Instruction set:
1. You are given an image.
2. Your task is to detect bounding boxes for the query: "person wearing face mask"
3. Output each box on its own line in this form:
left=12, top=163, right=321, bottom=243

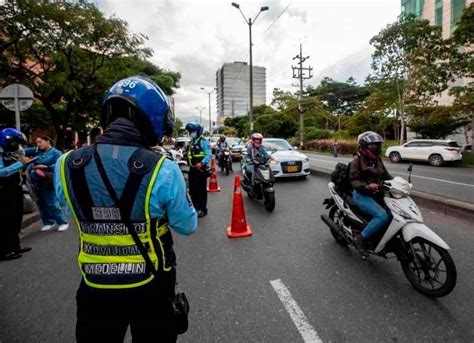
left=185, top=122, right=211, bottom=218
left=25, top=136, right=69, bottom=232
left=0, top=128, right=32, bottom=260
left=349, top=131, right=393, bottom=257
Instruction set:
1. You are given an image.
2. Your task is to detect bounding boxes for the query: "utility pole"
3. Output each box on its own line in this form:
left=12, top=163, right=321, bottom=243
left=292, top=44, right=312, bottom=149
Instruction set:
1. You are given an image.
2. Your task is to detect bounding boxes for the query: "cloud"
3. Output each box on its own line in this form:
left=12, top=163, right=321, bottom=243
left=98, top=0, right=400, bottom=122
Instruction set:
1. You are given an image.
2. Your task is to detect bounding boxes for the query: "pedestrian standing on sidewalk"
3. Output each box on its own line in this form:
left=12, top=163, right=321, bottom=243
left=332, top=140, right=339, bottom=158
left=25, top=136, right=69, bottom=232
left=0, top=128, right=32, bottom=261
left=55, top=76, right=197, bottom=342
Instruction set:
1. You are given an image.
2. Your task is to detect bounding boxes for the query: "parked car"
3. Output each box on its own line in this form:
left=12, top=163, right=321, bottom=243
left=242, top=138, right=311, bottom=178
left=208, top=135, right=221, bottom=153
left=386, top=139, right=462, bottom=167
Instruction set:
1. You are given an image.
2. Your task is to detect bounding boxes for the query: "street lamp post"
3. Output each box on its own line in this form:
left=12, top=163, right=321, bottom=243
left=200, top=87, right=215, bottom=135
left=195, top=106, right=206, bottom=125
left=231, top=2, right=269, bottom=133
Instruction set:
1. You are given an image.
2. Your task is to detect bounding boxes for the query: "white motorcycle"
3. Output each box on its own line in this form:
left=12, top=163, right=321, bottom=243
left=321, top=165, right=457, bottom=297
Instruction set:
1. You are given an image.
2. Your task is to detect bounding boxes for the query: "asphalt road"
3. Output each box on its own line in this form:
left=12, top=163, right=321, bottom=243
left=304, top=152, right=474, bottom=204
left=1, top=165, right=473, bottom=342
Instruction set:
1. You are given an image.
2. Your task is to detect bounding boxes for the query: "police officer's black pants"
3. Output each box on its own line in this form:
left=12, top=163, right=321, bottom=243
left=188, top=167, right=207, bottom=212
left=76, top=270, right=178, bottom=343
left=0, top=186, right=23, bottom=256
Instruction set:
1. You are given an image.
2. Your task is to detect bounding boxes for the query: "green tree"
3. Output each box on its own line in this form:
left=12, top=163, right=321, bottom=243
left=370, top=14, right=454, bottom=143
left=0, top=0, right=180, bottom=147
left=407, top=106, right=470, bottom=139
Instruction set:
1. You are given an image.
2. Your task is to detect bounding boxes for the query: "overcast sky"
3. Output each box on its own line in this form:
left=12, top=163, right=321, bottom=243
left=98, top=0, right=400, bottom=122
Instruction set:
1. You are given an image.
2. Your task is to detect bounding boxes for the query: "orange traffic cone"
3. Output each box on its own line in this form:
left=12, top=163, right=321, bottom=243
left=207, top=158, right=221, bottom=192
left=227, top=176, right=252, bottom=238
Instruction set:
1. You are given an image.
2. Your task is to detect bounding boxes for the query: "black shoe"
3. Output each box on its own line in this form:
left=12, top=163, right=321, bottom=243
left=353, top=234, right=369, bottom=258
left=197, top=210, right=208, bottom=218
left=18, top=246, right=32, bottom=253
left=0, top=252, right=22, bottom=261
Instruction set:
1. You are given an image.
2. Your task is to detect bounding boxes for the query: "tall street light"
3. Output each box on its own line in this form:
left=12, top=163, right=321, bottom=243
left=195, top=106, right=206, bottom=125
left=231, top=2, right=269, bottom=133
left=200, top=87, right=216, bottom=135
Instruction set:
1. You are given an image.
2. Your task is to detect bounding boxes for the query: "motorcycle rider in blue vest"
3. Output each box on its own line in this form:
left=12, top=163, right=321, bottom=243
left=0, top=128, right=33, bottom=260
left=185, top=122, right=211, bottom=218
left=54, top=76, right=197, bottom=342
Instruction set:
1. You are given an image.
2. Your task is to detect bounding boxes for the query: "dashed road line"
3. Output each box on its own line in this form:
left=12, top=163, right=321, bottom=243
left=270, top=279, right=322, bottom=343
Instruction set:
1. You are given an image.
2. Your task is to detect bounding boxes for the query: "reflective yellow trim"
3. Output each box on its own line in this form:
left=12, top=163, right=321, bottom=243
left=83, top=275, right=155, bottom=289
left=144, top=155, right=166, bottom=270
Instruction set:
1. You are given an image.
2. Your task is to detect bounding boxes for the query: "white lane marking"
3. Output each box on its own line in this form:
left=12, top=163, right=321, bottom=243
left=270, top=279, right=322, bottom=343
left=307, top=157, right=474, bottom=188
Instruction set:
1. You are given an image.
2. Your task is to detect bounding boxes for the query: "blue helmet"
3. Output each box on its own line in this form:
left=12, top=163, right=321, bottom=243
left=185, top=122, right=203, bottom=137
left=101, top=76, right=174, bottom=146
left=0, top=128, right=27, bottom=152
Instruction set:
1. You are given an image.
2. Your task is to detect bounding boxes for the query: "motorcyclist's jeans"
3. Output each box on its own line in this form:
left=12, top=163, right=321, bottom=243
left=352, top=190, right=390, bottom=239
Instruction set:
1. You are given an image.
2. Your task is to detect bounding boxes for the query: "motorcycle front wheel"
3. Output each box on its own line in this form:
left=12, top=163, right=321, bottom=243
left=263, top=191, right=275, bottom=212
left=400, top=237, right=457, bottom=297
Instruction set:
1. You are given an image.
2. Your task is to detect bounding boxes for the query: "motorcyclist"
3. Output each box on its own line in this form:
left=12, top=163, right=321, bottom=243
left=0, top=128, right=32, bottom=260
left=350, top=131, right=393, bottom=257
left=216, top=135, right=231, bottom=171
left=244, top=133, right=271, bottom=185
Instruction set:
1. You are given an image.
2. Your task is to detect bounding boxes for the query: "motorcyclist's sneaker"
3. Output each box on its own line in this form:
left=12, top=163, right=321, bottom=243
left=354, top=234, right=369, bottom=258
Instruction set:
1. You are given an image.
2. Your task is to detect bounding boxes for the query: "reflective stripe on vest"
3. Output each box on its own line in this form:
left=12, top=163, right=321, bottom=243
left=187, top=137, right=206, bottom=165
left=60, top=150, right=172, bottom=289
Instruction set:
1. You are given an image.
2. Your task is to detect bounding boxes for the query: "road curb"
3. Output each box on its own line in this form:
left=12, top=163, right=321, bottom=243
left=309, top=166, right=474, bottom=221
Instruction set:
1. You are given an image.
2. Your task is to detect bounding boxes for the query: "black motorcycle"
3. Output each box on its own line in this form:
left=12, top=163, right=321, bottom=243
left=218, top=148, right=233, bottom=175
left=241, top=157, right=275, bottom=212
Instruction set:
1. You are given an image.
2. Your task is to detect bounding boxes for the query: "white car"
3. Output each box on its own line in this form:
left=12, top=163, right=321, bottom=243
left=261, top=138, right=311, bottom=178
left=386, top=139, right=462, bottom=167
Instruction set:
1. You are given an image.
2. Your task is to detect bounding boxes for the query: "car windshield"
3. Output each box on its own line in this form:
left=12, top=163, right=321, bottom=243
left=263, top=139, right=293, bottom=151
left=227, top=138, right=242, bottom=146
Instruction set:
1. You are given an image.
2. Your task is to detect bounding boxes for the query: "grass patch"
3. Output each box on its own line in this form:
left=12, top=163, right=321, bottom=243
left=462, top=152, right=474, bottom=165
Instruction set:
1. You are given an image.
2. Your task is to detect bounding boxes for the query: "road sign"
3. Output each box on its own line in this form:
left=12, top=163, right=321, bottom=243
left=0, top=84, right=34, bottom=130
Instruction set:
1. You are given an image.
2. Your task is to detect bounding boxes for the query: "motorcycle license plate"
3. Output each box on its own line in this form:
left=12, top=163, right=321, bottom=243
left=287, top=165, right=298, bottom=173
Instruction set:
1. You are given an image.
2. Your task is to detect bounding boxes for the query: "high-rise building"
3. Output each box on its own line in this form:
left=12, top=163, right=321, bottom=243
left=216, top=62, right=266, bottom=124
left=401, top=0, right=472, bottom=144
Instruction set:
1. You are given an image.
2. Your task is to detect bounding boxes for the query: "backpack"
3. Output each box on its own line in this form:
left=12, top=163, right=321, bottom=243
left=331, top=162, right=352, bottom=193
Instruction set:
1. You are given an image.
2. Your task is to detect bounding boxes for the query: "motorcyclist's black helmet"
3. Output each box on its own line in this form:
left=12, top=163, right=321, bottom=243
left=357, top=131, right=383, bottom=158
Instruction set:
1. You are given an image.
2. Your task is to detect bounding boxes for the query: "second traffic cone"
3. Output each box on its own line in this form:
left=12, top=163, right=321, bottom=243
left=207, top=158, right=221, bottom=192
left=227, top=176, right=252, bottom=238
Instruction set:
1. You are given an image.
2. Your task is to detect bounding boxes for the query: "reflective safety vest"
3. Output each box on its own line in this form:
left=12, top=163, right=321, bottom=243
left=60, top=144, right=175, bottom=289
left=187, top=136, right=206, bottom=167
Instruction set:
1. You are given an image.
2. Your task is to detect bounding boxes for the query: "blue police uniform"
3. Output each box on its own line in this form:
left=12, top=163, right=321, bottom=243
left=0, top=147, right=25, bottom=258
left=53, top=76, right=197, bottom=342
left=187, top=134, right=212, bottom=216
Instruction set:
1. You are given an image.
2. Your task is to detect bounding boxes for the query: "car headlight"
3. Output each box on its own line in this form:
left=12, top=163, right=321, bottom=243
left=303, top=157, right=309, bottom=163
left=270, top=159, right=279, bottom=165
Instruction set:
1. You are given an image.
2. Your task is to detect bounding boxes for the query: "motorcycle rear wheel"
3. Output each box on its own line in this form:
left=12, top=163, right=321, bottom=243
left=328, top=206, right=349, bottom=247
left=400, top=237, right=457, bottom=297
left=263, top=192, right=275, bottom=212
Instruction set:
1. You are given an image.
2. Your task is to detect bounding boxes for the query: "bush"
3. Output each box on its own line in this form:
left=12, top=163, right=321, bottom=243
left=330, top=130, right=351, bottom=140
left=305, top=128, right=331, bottom=140
left=305, top=139, right=357, bottom=155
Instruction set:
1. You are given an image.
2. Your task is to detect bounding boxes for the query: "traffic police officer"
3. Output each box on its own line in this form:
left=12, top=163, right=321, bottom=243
left=54, top=76, right=197, bottom=342
left=0, top=128, right=32, bottom=260
left=185, top=122, right=211, bottom=218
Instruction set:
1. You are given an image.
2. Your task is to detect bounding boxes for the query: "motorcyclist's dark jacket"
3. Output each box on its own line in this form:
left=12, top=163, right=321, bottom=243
left=0, top=151, right=22, bottom=191
left=350, top=153, right=392, bottom=194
